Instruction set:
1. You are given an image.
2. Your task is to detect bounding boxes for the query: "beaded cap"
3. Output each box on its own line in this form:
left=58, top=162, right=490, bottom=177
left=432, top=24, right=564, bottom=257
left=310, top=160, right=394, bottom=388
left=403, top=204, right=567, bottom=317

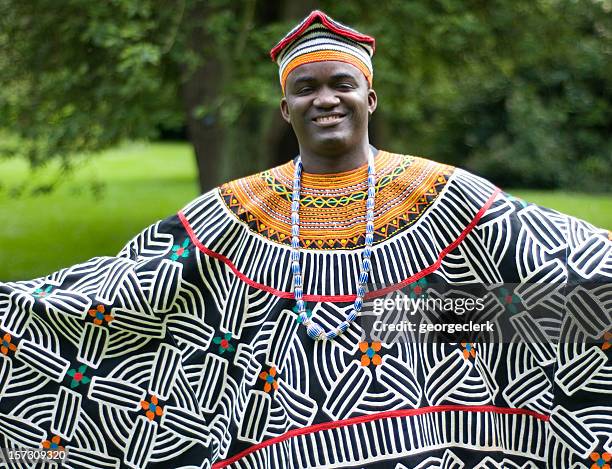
left=270, top=10, right=375, bottom=93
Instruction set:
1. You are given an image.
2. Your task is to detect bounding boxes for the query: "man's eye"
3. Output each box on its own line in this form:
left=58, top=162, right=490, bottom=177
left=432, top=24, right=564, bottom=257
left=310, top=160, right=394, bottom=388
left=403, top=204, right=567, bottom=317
left=337, top=83, right=354, bottom=90
left=297, top=87, right=313, bottom=94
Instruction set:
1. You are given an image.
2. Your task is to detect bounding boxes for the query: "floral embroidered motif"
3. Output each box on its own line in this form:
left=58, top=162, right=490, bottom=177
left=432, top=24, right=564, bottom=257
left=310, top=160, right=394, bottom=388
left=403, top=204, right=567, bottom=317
left=408, top=278, right=428, bottom=298
left=461, top=342, right=476, bottom=360
left=33, top=285, right=53, bottom=298
left=359, top=341, right=382, bottom=366
left=498, top=287, right=521, bottom=314
left=292, top=304, right=312, bottom=323
left=170, top=238, right=190, bottom=261
left=141, top=395, right=164, bottom=421
left=507, top=194, right=529, bottom=208
left=259, top=367, right=278, bottom=393
left=602, top=332, right=612, bottom=351
left=1, top=333, right=17, bottom=356
left=590, top=452, right=611, bottom=469
left=88, top=304, right=113, bottom=326
left=212, top=332, right=235, bottom=354
left=42, top=435, right=64, bottom=452
left=67, top=364, right=91, bottom=388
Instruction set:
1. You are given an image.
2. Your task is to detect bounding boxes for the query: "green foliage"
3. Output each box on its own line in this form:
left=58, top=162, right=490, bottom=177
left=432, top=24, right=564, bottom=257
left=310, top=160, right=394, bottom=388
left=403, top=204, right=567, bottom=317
left=458, top=2, right=606, bottom=188
left=1, top=0, right=610, bottom=190
left=0, top=0, right=183, bottom=166
left=327, top=0, right=612, bottom=190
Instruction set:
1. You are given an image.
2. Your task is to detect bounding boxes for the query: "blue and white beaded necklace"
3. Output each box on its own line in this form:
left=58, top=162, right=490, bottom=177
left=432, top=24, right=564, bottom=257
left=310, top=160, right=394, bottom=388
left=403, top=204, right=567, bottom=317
left=291, top=151, right=376, bottom=340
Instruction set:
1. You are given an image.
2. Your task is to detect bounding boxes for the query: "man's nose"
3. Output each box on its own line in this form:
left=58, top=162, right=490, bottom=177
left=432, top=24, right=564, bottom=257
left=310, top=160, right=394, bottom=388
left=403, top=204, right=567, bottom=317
left=313, top=87, right=340, bottom=108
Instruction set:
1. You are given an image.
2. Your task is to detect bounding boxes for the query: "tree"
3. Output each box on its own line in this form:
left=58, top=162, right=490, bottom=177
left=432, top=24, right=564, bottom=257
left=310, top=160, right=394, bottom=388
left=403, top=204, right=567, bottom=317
left=1, top=0, right=610, bottom=192
left=0, top=0, right=317, bottom=192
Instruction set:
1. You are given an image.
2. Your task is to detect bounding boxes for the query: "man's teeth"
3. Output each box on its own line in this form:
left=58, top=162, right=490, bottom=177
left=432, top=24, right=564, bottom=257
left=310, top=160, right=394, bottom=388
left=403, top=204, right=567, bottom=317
left=316, top=115, right=342, bottom=123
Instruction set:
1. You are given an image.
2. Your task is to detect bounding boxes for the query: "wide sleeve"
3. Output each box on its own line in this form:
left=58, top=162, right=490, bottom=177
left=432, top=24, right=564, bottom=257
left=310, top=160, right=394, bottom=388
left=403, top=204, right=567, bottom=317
left=548, top=216, right=612, bottom=467
left=0, top=214, right=214, bottom=468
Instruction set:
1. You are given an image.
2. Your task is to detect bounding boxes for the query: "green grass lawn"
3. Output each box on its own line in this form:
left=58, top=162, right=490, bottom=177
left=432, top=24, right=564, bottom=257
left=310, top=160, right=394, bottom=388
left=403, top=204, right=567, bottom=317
left=508, top=190, right=612, bottom=229
left=1, top=142, right=610, bottom=280
left=0, top=142, right=199, bottom=280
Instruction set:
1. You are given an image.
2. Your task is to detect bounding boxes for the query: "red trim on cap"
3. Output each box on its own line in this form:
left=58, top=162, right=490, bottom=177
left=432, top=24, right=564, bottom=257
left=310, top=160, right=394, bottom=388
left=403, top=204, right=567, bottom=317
left=270, top=10, right=375, bottom=61
left=211, top=404, right=549, bottom=468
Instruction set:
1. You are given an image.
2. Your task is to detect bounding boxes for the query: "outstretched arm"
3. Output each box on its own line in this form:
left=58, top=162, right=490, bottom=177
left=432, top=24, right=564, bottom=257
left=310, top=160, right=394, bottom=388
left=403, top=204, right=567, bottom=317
left=0, top=214, right=214, bottom=468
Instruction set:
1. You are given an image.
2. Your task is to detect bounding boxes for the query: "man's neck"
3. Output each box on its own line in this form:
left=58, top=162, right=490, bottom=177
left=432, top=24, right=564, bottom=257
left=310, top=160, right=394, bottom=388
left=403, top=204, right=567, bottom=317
left=299, top=141, right=372, bottom=174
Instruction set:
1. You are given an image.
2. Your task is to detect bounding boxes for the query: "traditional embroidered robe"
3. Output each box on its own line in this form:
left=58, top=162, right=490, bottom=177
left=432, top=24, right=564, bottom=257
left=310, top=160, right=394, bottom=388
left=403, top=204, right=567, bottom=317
left=0, top=151, right=610, bottom=468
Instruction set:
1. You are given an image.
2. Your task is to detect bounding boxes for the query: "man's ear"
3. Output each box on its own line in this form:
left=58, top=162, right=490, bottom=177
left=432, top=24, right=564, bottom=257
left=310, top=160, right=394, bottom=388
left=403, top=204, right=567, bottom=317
left=368, top=88, right=378, bottom=116
left=280, top=98, right=291, bottom=124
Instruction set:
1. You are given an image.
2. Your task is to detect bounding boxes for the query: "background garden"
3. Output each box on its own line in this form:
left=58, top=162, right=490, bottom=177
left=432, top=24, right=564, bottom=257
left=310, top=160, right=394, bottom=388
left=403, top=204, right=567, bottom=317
left=1, top=0, right=610, bottom=280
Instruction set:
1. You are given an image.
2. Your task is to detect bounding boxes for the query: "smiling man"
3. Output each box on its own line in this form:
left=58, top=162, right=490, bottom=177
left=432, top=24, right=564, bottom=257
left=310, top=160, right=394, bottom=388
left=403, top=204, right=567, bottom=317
left=0, top=10, right=611, bottom=469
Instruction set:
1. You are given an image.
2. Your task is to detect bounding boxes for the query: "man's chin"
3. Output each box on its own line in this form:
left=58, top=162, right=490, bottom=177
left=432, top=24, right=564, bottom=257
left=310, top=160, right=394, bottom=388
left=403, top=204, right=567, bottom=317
left=310, top=134, right=351, bottom=154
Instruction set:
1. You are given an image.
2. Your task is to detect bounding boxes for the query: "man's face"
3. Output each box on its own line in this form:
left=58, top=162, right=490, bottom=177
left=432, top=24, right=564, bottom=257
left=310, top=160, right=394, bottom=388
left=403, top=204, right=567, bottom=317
left=280, top=61, right=377, bottom=156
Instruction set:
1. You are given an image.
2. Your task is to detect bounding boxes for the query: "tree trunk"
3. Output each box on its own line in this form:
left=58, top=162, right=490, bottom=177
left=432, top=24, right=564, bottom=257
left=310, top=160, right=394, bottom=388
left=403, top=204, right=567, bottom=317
left=262, top=0, right=320, bottom=168
left=180, top=0, right=320, bottom=192
left=179, top=4, right=226, bottom=193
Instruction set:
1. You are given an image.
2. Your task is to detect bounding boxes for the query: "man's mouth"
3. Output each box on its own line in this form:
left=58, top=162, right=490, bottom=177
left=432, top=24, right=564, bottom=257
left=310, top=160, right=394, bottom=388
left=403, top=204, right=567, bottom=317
left=312, top=113, right=346, bottom=126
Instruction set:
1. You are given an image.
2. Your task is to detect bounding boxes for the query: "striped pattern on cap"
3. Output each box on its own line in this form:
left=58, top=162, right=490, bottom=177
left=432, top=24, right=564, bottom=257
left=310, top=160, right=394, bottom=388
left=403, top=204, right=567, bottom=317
left=270, top=11, right=375, bottom=93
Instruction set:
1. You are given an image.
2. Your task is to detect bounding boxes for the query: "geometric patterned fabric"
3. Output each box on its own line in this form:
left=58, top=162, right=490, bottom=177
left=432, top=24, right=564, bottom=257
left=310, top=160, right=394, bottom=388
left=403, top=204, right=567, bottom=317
left=0, top=151, right=610, bottom=468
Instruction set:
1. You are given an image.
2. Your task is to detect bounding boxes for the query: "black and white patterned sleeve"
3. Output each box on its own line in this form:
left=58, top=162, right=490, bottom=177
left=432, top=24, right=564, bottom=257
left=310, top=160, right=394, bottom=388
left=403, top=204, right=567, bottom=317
left=0, top=214, right=214, bottom=468
left=548, top=215, right=612, bottom=468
